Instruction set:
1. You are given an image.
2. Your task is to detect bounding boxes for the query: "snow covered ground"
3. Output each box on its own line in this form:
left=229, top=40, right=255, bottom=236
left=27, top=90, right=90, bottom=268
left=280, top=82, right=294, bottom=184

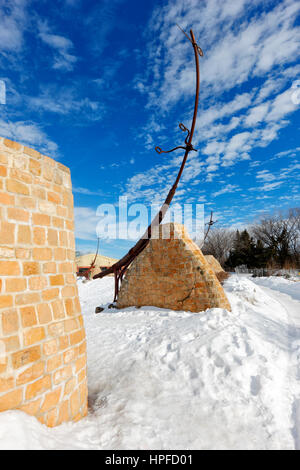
left=0, top=274, right=299, bottom=450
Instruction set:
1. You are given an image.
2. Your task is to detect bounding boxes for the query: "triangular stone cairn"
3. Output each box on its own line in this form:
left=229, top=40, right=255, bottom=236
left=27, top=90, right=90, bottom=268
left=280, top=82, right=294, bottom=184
left=204, top=255, right=225, bottom=274
left=117, top=223, right=231, bottom=312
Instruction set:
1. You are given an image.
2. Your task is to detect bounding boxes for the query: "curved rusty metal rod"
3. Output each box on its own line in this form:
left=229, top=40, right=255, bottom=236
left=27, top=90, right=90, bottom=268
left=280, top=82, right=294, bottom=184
left=94, top=28, right=203, bottom=302
left=203, top=211, right=218, bottom=242
left=155, top=122, right=197, bottom=155
left=77, top=237, right=100, bottom=279
left=179, top=122, right=190, bottom=143
left=155, top=145, right=197, bottom=155
left=90, top=237, right=100, bottom=268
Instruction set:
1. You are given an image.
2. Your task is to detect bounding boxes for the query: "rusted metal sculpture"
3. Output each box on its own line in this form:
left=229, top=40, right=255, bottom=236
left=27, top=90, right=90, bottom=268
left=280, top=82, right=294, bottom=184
left=77, top=238, right=100, bottom=279
left=203, top=211, right=218, bottom=243
left=94, top=28, right=203, bottom=302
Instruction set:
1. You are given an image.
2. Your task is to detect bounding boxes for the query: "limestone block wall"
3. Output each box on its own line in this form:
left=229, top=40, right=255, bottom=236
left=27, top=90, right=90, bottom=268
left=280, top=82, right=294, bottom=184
left=117, top=223, right=231, bottom=313
left=0, top=137, right=87, bottom=426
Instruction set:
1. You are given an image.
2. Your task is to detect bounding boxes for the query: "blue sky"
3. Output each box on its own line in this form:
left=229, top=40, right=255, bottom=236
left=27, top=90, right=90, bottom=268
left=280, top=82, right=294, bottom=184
left=0, top=0, right=299, bottom=259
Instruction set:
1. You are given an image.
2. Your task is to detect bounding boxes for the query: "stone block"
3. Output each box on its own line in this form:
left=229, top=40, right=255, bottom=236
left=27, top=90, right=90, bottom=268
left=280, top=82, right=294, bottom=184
left=117, top=223, right=231, bottom=312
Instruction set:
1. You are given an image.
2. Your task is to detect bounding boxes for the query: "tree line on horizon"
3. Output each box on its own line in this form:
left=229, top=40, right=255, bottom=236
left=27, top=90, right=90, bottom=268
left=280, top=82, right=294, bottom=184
left=202, top=207, right=300, bottom=271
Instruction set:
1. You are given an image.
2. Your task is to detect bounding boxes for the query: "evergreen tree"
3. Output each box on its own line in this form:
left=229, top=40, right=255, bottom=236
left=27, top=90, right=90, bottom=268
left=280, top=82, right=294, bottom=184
left=225, top=230, right=269, bottom=269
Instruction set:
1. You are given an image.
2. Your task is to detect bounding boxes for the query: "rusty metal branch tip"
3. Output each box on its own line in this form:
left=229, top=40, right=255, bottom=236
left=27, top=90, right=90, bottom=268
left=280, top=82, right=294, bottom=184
left=176, top=24, right=204, bottom=57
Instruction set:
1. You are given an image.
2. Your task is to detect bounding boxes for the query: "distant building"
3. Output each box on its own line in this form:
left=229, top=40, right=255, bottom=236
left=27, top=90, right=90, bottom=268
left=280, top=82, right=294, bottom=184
left=76, top=253, right=118, bottom=278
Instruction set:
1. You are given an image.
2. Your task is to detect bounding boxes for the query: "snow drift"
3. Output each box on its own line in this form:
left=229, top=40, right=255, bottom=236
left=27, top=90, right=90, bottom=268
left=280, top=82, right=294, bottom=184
left=0, top=274, right=299, bottom=450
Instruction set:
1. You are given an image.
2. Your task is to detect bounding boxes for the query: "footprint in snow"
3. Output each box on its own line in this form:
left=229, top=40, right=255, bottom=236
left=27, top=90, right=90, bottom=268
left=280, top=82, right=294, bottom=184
left=250, top=375, right=262, bottom=396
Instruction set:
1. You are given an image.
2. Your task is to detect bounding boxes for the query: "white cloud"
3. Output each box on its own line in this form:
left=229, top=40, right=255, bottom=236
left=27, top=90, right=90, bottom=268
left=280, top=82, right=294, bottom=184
left=181, top=154, right=205, bottom=183
left=0, top=118, right=58, bottom=156
left=212, top=184, right=240, bottom=197
left=144, top=0, right=300, bottom=108
left=74, top=205, right=142, bottom=243
left=254, top=5, right=300, bottom=74
left=122, top=150, right=197, bottom=206
left=256, top=170, right=276, bottom=182
left=280, top=162, right=300, bottom=179
left=130, top=0, right=299, bottom=195
left=253, top=66, right=300, bottom=104
left=274, top=147, right=300, bottom=159
left=26, top=85, right=104, bottom=121
left=73, top=187, right=107, bottom=197
left=258, top=181, right=283, bottom=192
left=222, top=131, right=252, bottom=166
left=74, top=207, right=99, bottom=240
left=197, top=92, right=253, bottom=130
left=249, top=181, right=283, bottom=193
left=39, top=33, right=73, bottom=51
left=197, top=95, right=296, bottom=170
left=0, top=0, right=27, bottom=52
left=244, top=103, right=270, bottom=127
left=38, top=21, right=77, bottom=71
left=265, top=86, right=298, bottom=122
left=198, top=116, right=241, bottom=142
left=202, top=140, right=225, bottom=156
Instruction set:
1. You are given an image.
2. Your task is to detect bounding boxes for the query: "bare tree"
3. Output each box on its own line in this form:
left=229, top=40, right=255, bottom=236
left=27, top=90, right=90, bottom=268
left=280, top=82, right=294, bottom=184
left=201, top=228, right=235, bottom=267
left=251, top=207, right=300, bottom=267
left=287, top=207, right=300, bottom=258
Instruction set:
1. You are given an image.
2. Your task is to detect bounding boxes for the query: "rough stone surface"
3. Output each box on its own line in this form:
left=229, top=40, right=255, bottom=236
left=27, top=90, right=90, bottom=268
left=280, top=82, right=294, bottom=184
left=117, top=223, right=231, bottom=312
left=204, top=255, right=225, bottom=274
left=76, top=253, right=117, bottom=278
left=0, top=137, right=87, bottom=426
